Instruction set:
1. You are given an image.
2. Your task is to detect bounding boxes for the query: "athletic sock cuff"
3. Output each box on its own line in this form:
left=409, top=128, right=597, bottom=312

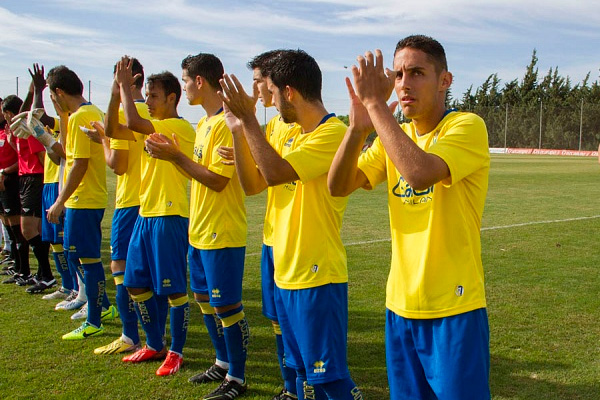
left=272, top=321, right=282, bottom=335
left=113, top=274, right=125, bottom=285
left=168, top=295, right=189, bottom=307
left=131, top=291, right=153, bottom=303
left=198, top=301, right=215, bottom=315
left=50, top=243, right=64, bottom=253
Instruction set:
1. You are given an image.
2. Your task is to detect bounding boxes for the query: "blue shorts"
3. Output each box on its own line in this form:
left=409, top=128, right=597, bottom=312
left=41, top=183, right=63, bottom=244
left=110, top=206, right=139, bottom=261
left=188, top=245, right=245, bottom=307
left=274, top=283, right=351, bottom=385
left=63, top=208, right=104, bottom=260
left=386, top=308, right=490, bottom=400
left=124, top=215, right=188, bottom=295
left=260, top=244, right=277, bottom=320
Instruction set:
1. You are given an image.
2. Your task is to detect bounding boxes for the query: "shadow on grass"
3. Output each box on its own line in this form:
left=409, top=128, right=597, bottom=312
left=491, top=354, right=600, bottom=399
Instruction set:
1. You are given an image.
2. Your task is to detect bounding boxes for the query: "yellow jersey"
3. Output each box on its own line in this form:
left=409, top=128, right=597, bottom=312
left=272, top=115, right=348, bottom=290
left=358, top=111, right=490, bottom=319
left=110, top=102, right=151, bottom=209
left=64, top=103, right=107, bottom=209
left=189, top=111, right=246, bottom=249
left=139, top=118, right=196, bottom=218
left=43, top=121, right=60, bottom=184
left=263, top=116, right=301, bottom=246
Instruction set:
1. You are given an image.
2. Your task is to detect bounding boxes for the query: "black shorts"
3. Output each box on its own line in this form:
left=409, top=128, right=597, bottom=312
left=19, top=174, right=43, bottom=218
left=0, top=173, right=21, bottom=216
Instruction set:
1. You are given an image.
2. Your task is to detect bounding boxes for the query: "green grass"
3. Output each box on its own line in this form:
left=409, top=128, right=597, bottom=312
left=1, top=154, right=599, bottom=399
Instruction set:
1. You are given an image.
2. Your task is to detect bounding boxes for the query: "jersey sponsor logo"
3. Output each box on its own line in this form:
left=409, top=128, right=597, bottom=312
left=391, top=176, right=433, bottom=204
left=162, top=278, right=171, bottom=288
left=455, top=285, right=464, bottom=297
left=313, top=360, right=326, bottom=374
left=211, top=288, right=221, bottom=298
left=194, top=144, right=203, bottom=160
left=284, top=138, right=294, bottom=147
left=283, top=181, right=296, bottom=192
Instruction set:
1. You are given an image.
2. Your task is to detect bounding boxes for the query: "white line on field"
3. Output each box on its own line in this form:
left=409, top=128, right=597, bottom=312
left=245, top=215, right=600, bottom=256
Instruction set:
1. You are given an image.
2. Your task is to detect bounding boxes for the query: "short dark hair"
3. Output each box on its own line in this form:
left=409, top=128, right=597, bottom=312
left=113, top=57, right=144, bottom=89
left=394, top=35, right=448, bottom=73
left=247, top=50, right=285, bottom=77
left=181, top=53, right=224, bottom=90
left=47, top=65, right=84, bottom=96
left=1, top=95, right=23, bottom=114
left=147, top=71, right=181, bottom=106
left=267, top=49, right=322, bottom=103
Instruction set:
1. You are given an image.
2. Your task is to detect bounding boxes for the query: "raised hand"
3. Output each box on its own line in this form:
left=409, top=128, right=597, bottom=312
left=114, top=56, right=141, bottom=88
left=218, top=74, right=257, bottom=122
left=28, top=63, right=47, bottom=92
left=351, top=49, right=395, bottom=107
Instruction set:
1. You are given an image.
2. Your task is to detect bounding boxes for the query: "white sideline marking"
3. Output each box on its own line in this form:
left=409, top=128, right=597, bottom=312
left=245, top=215, right=600, bottom=256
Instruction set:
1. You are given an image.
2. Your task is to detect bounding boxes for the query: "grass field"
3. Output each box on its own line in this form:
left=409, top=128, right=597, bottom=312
left=1, top=154, right=599, bottom=399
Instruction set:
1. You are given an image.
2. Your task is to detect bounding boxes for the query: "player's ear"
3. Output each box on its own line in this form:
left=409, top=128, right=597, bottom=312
left=195, top=75, right=203, bottom=89
left=439, top=71, right=452, bottom=91
left=167, top=92, right=176, bottom=105
left=284, top=85, right=294, bottom=102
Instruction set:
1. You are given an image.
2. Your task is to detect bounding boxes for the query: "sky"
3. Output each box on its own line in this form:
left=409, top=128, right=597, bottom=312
left=0, top=0, right=598, bottom=124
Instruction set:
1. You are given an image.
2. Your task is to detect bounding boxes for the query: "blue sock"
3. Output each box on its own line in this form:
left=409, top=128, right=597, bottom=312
left=52, top=250, right=73, bottom=291
left=169, top=297, right=190, bottom=354
left=156, top=294, right=169, bottom=338
left=102, top=291, right=111, bottom=309
left=217, top=305, right=249, bottom=381
left=82, top=262, right=105, bottom=327
left=67, top=254, right=81, bottom=291
left=201, top=304, right=229, bottom=363
left=275, top=332, right=297, bottom=394
left=114, top=273, right=139, bottom=344
left=132, top=292, right=164, bottom=351
left=296, top=369, right=328, bottom=400
left=319, top=378, right=363, bottom=400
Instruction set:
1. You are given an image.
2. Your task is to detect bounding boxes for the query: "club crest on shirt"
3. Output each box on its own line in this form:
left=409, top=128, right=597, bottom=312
left=284, top=138, right=294, bottom=147
left=205, top=126, right=212, bottom=137
left=391, top=176, right=433, bottom=205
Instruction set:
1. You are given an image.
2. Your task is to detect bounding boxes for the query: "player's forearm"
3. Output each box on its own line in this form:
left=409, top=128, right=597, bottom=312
left=241, top=117, right=298, bottom=186
left=367, top=102, right=445, bottom=190
left=120, top=85, right=153, bottom=135
left=328, top=127, right=369, bottom=197
left=172, top=152, right=229, bottom=192
left=55, top=159, right=88, bottom=204
left=20, top=90, right=33, bottom=113
left=32, top=89, right=55, bottom=129
left=47, top=143, right=64, bottom=165
left=231, top=130, right=267, bottom=195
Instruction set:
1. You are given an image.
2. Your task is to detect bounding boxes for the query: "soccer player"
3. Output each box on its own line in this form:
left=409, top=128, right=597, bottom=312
left=1, top=94, right=55, bottom=291
left=0, top=103, right=23, bottom=283
left=111, top=58, right=195, bottom=376
left=46, top=65, right=113, bottom=339
left=146, top=53, right=249, bottom=399
left=218, top=50, right=301, bottom=400
left=328, top=35, right=491, bottom=399
left=89, top=58, right=151, bottom=355
left=17, top=64, right=73, bottom=296
left=219, top=49, right=363, bottom=400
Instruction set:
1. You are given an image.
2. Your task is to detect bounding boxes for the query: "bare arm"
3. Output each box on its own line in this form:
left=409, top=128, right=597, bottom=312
left=115, top=57, right=154, bottom=135
left=219, top=74, right=298, bottom=186
left=89, top=121, right=128, bottom=175
left=221, top=103, right=267, bottom=195
left=329, top=78, right=377, bottom=196
left=145, top=133, right=229, bottom=192
left=105, top=80, right=136, bottom=140
left=353, top=50, right=449, bottom=190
